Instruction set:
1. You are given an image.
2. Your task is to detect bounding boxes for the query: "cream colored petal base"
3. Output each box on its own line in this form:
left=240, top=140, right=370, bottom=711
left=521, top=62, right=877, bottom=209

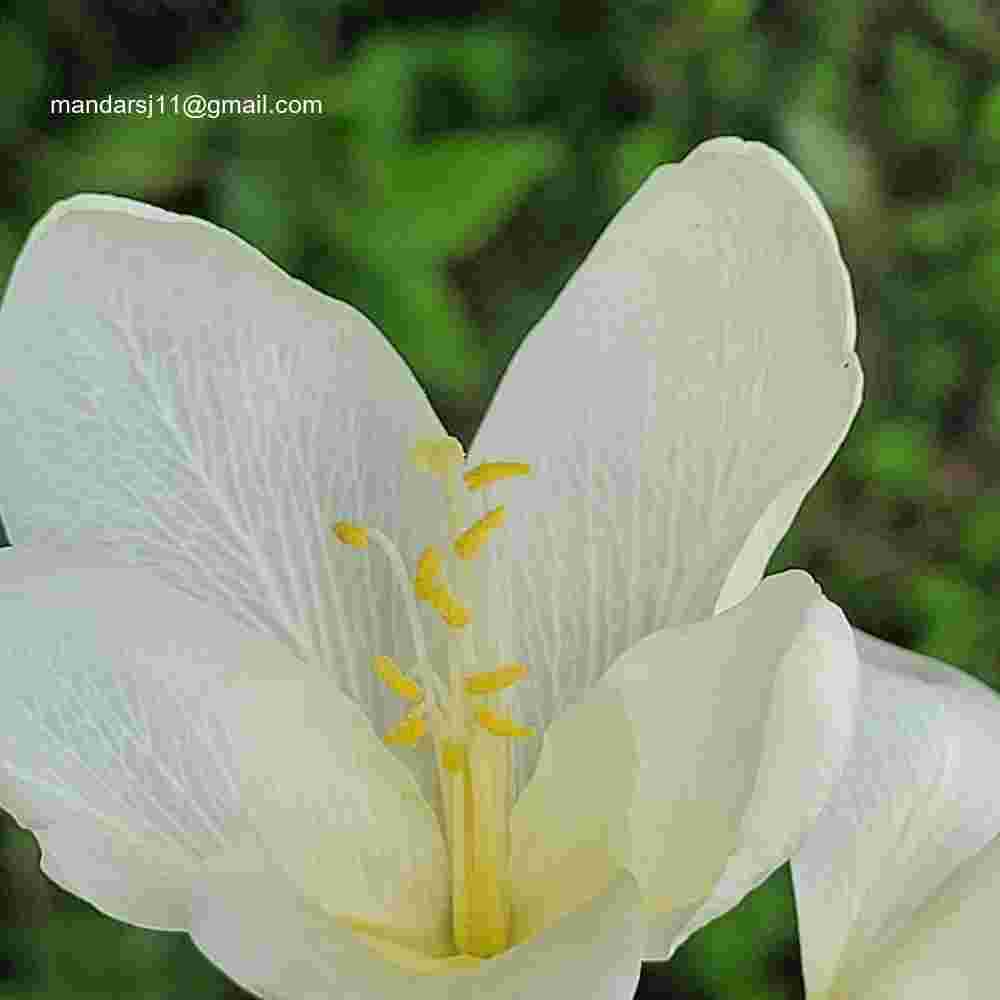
left=194, top=838, right=645, bottom=1000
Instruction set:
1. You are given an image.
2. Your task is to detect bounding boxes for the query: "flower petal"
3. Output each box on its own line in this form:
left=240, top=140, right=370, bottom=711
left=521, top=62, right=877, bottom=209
left=0, top=195, right=447, bottom=725
left=219, top=633, right=451, bottom=956
left=791, top=631, right=1000, bottom=998
left=470, top=137, right=861, bottom=745
left=507, top=684, right=636, bottom=947
left=510, top=571, right=857, bottom=958
left=193, top=838, right=644, bottom=1000
left=846, top=832, right=1000, bottom=998
left=0, top=543, right=448, bottom=946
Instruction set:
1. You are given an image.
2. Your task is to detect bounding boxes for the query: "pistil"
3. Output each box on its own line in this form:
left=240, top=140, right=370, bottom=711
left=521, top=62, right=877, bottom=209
left=334, top=437, right=535, bottom=960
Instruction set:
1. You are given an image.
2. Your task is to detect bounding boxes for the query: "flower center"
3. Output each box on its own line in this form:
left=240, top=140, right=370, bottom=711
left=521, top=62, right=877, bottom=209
left=333, top=436, right=533, bottom=959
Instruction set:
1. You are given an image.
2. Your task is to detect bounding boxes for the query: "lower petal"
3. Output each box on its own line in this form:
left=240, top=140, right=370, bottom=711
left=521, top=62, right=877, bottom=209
left=511, top=571, right=857, bottom=958
left=0, top=542, right=449, bottom=947
left=193, top=839, right=646, bottom=1000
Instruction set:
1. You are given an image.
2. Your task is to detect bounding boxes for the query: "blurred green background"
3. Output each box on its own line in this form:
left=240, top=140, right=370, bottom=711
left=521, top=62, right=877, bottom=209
left=1, top=0, right=999, bottom=997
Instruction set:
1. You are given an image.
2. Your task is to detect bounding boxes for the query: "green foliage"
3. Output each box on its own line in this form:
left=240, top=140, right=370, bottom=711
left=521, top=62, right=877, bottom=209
left=361, top=131, right=564, bottom=259
left=887, top=34, right=964, bottom=148
left=613, top=123, right=685, bottom=203
left=856, top=419, right=936, bottom=497
left=1, top=2, right=999, bottom=999
left=911, top=573, right=994, bottom=666
left=0, top=27, right=45, bottom=144
left=960, top=496, right=1000, bottom=571
left=32, top=113, right=208, bottom=205
left=672, top=865, right=801, bottom=999
left=974, top=82, right=1000, bottom=165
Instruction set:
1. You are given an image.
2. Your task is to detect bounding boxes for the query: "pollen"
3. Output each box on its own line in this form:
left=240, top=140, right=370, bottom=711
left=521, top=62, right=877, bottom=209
left=463, top=462, right=532, bottom=491
left=333, top=520, right=368, bottom=549
left=414, top=546, right=442, bottom=600
left=411, top=436, right=465, bottom=477
left=454, top=507, right=505, bottom=560
left=475, top=708, right=533, bottom=739
left=464, top=663, right=529, bottom=695
left=429, top=586, right=472, bottom=628
left=384, top=713, right=427, bottom=746
left=372, top=655, right=423, bottom=702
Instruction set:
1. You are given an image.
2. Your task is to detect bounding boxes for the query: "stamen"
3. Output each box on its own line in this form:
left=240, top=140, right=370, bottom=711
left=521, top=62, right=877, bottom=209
left=337, top=521, right=447, bottom=707
left=337, top=439, right=537, bottom=962
left=333, top=521, right=368, bottom=549
left=427, top=585, right=472, bottom=628
left=464, top=462, right=531, bottom=491
left=384, top=712, right=427, bottom=746
left=475, top=709, right=533, bottom=739
left=411, top=436, right=465, bottom=477
left=414, top=546, right=442, bottom=600
left=441, top=740, right=468, bottom=773
left=454, top=507, right=505, bottom=560
left=411, top=544, right=471, bottom=629
left=372, top=655, right=423, bottom=702
left=464, top=663, right=528, bottom=696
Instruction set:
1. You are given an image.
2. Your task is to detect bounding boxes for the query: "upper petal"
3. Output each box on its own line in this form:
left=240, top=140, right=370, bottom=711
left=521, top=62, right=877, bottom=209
left=0, top=543, right=449, bottom=946
left=470, top=137, right=861, bottom=751
left=0, top=195, right=447, bottom=724
left=791, top=631, right=1000, bottom=998
left=509, top=571, right=857, bottom=958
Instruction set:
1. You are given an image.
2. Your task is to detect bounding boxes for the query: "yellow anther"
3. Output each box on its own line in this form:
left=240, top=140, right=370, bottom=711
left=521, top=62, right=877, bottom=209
left=333, top=521, right=369, bottom=549
left=463, top=462, right=532, bottom=491
left=414, top=546, right=442, bottom=600
left=372, top=655, right=423, bottom=702
left=423, top=583, right=471, bottom=628
left=411, top=436, right=465, bottom=477
left=425, top=584, right=446, bottom=611
left=475, top=709, right=533, bottom=739
left=464, top=663, right=529, bottom=696
left=411, top=553, right=469, bottom=626
left=454, top=507, right=505, bottom=560
left=384, top=713, right=427, bottom=746
left=441, top=740, right=468, bottom=772
left=441, top=592, right=472, bottom=628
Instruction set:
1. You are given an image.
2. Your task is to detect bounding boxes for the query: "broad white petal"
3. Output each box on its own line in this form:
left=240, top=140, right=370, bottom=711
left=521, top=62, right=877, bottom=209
left=0, top=543, right=448, bottom=945
left=221, top=634, right=451, bottom=956
left=0, top=195, right=447, bottom=726
left=471, top=138, right=860, bottom=745
left=852, top=831, right=1000, bottom=999
left=193, top=839, right=644, bottom=1000
left=792, top=631, right=1000, bottom=998
left=511, top=571, right=857, bottom=959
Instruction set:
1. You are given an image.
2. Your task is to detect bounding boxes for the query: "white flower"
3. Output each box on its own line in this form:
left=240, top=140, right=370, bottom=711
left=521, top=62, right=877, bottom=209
left=0, top=137, right=862, bottom=999
left=792, top=632, right=1000, bottom=999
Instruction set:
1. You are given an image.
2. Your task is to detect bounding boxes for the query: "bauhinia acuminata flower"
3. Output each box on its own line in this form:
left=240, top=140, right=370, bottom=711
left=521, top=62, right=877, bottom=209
left=0, top=137, right=864, bottom=998
left=792, top=632, right=1000, bottom=999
